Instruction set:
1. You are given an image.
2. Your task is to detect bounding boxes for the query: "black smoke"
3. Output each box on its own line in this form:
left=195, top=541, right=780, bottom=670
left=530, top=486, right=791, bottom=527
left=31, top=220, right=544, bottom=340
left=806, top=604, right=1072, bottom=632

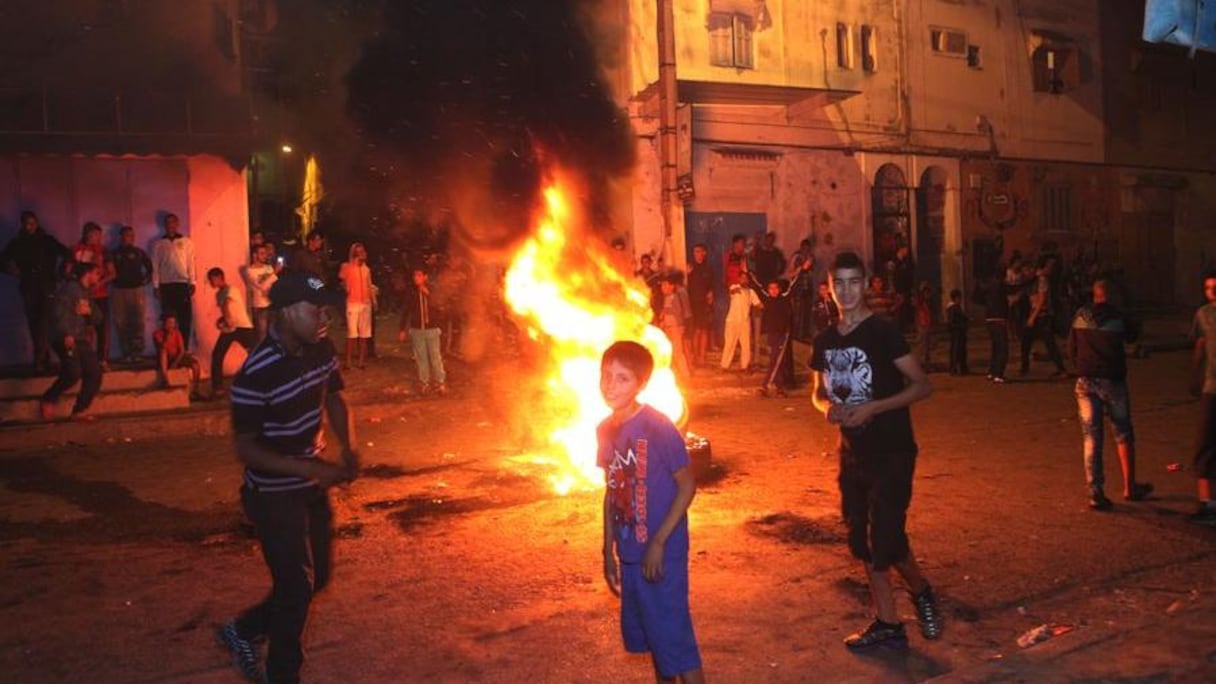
left=345, top=0, right=635, bottom=251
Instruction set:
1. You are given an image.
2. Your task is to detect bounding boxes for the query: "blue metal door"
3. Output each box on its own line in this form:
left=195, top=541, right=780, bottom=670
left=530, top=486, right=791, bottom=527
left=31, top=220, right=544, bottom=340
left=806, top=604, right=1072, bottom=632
left=685, top=211, right=767, bottom=345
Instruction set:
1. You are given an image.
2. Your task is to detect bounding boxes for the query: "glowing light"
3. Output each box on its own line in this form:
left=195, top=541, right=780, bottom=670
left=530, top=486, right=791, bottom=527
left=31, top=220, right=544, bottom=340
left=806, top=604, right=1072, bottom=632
left=281, top=144, right=294, bottom=154
left=504, top=169, right=686, bottom=494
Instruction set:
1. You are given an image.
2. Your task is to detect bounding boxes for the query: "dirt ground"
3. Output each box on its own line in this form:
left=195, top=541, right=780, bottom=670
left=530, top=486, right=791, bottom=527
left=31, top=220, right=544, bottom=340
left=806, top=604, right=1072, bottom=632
left=1, top=330, right=1215, bottom=683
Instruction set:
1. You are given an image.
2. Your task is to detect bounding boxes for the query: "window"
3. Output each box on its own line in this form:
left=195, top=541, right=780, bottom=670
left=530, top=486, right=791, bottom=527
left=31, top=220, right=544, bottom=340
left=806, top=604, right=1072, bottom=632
left=1041, top=185, right=1074, bottom=233
left=930, top=27, right=967, bottom=57
left=709, top=13, right=755, bottom=69
left=861, top=25, right=878, bottom=72
left=1032, top=45, right=1078, bottom=93
left=967, top=44, right=982, bottom=69
left=837, top=23, right=855, bottom=69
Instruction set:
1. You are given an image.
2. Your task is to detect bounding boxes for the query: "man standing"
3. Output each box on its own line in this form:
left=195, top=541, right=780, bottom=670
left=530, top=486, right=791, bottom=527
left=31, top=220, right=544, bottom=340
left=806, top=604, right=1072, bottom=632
left=217, top=271, right=359, bottom=684
left=1187, top=272, right=1216, bottom=526
left=686, top=243, right=715, bottom=367
left=0, top=211, right=71, bottom=372
left=39, top=263, right=104, bottom=421
left=288, top=230, right=328, bottom=283
left=110, top=225, right=153, bottom=362
left=1019, top=255, right=1066, bottom=378
left=244, top=243, right=278, bottom=343
left=398, top=267, right=447, bottom=394
left=207, top=268, right=257, bottom=400
left=810, top=251, right=941, bottom=650
left=1067, top=279, right=1153, bottom=510
left=151, top=214, right=197, bottom=349
left=720, top=234, right=755, bottom=372
left=981, top=270, right=1011, bottom=383
left=338, top=242, right=375, bottom=370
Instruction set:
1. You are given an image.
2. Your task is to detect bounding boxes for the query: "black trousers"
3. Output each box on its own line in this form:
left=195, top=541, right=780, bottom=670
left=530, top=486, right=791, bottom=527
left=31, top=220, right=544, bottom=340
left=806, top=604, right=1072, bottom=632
left=91, top=296, right=109, bottom=363
left=235, top=485, right=332, bottom=684
left=949, top=328, right=969, bottom=373
left=764, top=332, right=794, bottom=389
left=1020, top=317, right=1065, bottom=373
left=211, top=327, right=256, bottom=391
left=986, top=320, right=1009, bottom=379
left=159, top=283, right=193, bottom=349
left=41, top=340, right=102, bottom=413
left=20, top=286, right=54, bottom=370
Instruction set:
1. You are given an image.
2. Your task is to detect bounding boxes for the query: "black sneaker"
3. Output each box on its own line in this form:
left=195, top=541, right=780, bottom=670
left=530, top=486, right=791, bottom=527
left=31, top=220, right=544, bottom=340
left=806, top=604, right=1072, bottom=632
left=217, top=621, right=263, bottom=682
left=911, top=586, right=943, bottom=640
left=844, top=620, right=908, bottom=651
left=1124, top=482, right=1154, bottom=502
left=1089, top=493, right=1113, bottom=511
left=1188, top=505, right=1216, bottom=527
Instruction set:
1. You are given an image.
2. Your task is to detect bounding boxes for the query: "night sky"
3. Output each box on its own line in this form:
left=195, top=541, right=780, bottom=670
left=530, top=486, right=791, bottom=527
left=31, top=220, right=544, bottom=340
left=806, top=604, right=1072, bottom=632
left=344, top=0, right=635, bottom=248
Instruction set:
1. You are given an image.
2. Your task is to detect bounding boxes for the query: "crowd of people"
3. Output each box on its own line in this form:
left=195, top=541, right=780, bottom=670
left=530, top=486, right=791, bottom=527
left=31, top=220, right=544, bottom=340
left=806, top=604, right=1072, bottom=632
left=0, top=211, right=458, bottom=419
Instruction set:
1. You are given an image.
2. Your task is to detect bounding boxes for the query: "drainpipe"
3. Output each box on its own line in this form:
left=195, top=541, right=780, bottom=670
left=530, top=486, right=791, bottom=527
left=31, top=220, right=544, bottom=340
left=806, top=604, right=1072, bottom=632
left=657, top=0, right=684, bottom=268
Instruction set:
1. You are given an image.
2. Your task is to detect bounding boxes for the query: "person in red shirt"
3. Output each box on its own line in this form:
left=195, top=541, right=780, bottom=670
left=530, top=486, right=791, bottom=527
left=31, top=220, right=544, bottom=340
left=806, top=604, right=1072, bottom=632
left=73, top=222, right=115, bottom=366
left=153, top=312, right=201, bottom=398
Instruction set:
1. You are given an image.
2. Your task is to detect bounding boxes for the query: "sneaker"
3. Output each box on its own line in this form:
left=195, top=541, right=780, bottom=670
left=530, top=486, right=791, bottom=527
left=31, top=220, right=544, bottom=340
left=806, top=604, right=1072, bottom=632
left=911, top=586, right=944, bottom=640
left=217, top=621, right=262, bottom=682
left=434, top=383, right=448, bottom=396
left=1124, top=482, right=1154, bottom=502
left=1089, top=493, right=1113, bottom=511
left=1187, top=505, right=1216, bottom=527
left=990, top=376, right=1006, bottom=384
left=844, top=620, right=908, bottom=651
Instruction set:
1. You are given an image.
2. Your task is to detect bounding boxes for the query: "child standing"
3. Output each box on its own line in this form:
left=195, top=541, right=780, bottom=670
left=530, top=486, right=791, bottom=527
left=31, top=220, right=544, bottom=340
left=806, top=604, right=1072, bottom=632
left=945, top=289, right=970, bottom=375
left=598, top=341, right=704, bottom=683
left=749, top=258, right=811, bottom=396
left=657, top=272, right=692, bottom=382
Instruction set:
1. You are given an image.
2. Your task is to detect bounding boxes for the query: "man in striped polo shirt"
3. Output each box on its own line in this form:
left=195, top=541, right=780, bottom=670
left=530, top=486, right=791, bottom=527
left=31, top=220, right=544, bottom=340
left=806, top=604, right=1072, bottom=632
left=217, top=271, right=358, bottom=684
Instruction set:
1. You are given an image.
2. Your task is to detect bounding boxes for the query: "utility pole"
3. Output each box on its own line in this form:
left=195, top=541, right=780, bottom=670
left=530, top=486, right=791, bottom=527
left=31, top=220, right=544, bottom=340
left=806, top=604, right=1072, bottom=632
left=657, top=0, right=686, bottom=269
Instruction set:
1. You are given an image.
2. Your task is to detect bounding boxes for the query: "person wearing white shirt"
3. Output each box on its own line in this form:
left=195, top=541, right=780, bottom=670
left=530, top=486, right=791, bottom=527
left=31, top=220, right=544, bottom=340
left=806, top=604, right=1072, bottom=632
left=151, top=213, right=197, bottom=348
left=243, top=243, right=278, bottom=343
left=207, top=267, right=255, bottom=399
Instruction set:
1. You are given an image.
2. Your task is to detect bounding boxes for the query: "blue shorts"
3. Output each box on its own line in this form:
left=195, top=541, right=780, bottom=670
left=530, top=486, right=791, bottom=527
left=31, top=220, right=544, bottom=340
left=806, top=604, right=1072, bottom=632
left=620, top=557, right=702, bottom=678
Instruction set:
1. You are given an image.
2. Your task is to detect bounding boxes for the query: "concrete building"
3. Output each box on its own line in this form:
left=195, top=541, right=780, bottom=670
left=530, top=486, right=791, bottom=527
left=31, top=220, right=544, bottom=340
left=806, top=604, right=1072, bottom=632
left=612, top=0, right=1216, bottom=312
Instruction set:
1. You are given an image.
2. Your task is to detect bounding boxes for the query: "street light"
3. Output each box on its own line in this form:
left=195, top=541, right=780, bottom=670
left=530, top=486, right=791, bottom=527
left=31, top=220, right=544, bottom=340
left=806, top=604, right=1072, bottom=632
left=281, top=143, right=293, bottom=154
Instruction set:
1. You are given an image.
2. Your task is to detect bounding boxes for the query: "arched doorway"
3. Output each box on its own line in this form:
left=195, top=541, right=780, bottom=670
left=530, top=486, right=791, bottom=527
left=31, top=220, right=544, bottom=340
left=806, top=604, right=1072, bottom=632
left=916, top=167, right=948, bottom=307
left=870, top=164, right=910, bottom=278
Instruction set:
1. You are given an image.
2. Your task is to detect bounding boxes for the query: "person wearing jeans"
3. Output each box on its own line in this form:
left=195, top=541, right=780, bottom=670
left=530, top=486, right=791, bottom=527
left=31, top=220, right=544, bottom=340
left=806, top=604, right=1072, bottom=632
left=398, top=267, right=446, bottom=394
left=110, top=225, right=153, bottom=361
left=40, top=263, right=104, bottom=421
left=1067, top=279, right=1152, bottom=510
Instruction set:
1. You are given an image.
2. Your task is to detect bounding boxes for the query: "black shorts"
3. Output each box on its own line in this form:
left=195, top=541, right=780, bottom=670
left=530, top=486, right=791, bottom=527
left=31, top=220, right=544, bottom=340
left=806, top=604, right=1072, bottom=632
left=838, top=448, right=916, bottom=570
left=1196, top=394, right=1216, bottom=480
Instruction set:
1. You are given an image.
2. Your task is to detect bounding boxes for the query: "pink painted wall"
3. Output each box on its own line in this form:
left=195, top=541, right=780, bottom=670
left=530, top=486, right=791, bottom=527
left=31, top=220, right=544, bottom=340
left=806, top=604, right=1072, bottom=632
left=0, top=154, right=249, bottom=376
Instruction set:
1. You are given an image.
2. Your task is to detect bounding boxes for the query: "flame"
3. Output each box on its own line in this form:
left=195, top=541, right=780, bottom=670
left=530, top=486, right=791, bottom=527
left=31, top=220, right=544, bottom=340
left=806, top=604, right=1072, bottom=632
left=503, top=171, right=686, bottom=495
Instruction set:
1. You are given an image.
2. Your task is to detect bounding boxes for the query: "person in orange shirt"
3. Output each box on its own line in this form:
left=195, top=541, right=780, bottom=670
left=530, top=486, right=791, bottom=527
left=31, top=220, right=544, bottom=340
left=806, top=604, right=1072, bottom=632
left=338, top=242, right=376, bottom=369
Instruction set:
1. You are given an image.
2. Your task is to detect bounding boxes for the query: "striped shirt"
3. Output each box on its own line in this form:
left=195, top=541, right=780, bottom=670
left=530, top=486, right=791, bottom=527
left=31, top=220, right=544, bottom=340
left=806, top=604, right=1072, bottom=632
left=229, top=333, right=344, bottom=492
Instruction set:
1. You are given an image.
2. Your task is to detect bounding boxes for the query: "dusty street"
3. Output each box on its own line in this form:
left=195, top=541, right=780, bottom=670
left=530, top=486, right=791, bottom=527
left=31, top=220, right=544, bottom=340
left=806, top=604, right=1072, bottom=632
left=1, top=336, right=1214, bottom=683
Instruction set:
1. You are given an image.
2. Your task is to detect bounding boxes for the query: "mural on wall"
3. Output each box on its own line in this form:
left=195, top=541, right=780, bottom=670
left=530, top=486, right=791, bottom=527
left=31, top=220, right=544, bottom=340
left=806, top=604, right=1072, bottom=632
left=977, top=163, right=1028, bottom=233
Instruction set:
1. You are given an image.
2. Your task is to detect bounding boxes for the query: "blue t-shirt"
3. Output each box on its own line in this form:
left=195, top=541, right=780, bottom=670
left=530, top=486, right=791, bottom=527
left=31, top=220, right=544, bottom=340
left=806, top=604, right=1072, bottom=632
left=596, top=405, right=691, bottom=564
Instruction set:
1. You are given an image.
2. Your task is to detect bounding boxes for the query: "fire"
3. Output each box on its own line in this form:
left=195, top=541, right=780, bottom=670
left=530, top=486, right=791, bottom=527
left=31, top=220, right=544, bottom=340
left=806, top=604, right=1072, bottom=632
left=503, top=172, right=686, bottom=495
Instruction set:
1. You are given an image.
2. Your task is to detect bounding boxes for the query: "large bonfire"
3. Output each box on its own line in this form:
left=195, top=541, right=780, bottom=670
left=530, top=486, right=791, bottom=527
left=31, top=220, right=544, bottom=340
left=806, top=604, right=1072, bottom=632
left=503, top=169, right=686, bottom=494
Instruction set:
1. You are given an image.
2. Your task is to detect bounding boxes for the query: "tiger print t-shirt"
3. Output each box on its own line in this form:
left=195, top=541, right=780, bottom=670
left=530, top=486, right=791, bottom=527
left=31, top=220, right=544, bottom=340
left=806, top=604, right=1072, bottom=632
left=810, top=314, right=917, bottom=456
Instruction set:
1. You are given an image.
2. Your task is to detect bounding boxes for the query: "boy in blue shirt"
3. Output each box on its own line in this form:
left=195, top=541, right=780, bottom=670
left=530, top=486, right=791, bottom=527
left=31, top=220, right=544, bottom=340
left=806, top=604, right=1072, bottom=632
left=598, top=341, right=705, bottom=683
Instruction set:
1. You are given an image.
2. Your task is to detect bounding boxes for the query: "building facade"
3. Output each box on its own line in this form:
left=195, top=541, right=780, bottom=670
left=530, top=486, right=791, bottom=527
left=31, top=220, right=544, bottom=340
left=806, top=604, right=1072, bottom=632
left=613, top=0, right=1216, bottom=311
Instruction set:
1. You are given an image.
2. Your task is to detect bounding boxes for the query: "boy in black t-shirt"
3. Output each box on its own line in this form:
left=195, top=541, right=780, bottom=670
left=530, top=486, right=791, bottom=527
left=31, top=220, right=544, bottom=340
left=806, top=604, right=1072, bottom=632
left=810, top=251, right=942, bottom=650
